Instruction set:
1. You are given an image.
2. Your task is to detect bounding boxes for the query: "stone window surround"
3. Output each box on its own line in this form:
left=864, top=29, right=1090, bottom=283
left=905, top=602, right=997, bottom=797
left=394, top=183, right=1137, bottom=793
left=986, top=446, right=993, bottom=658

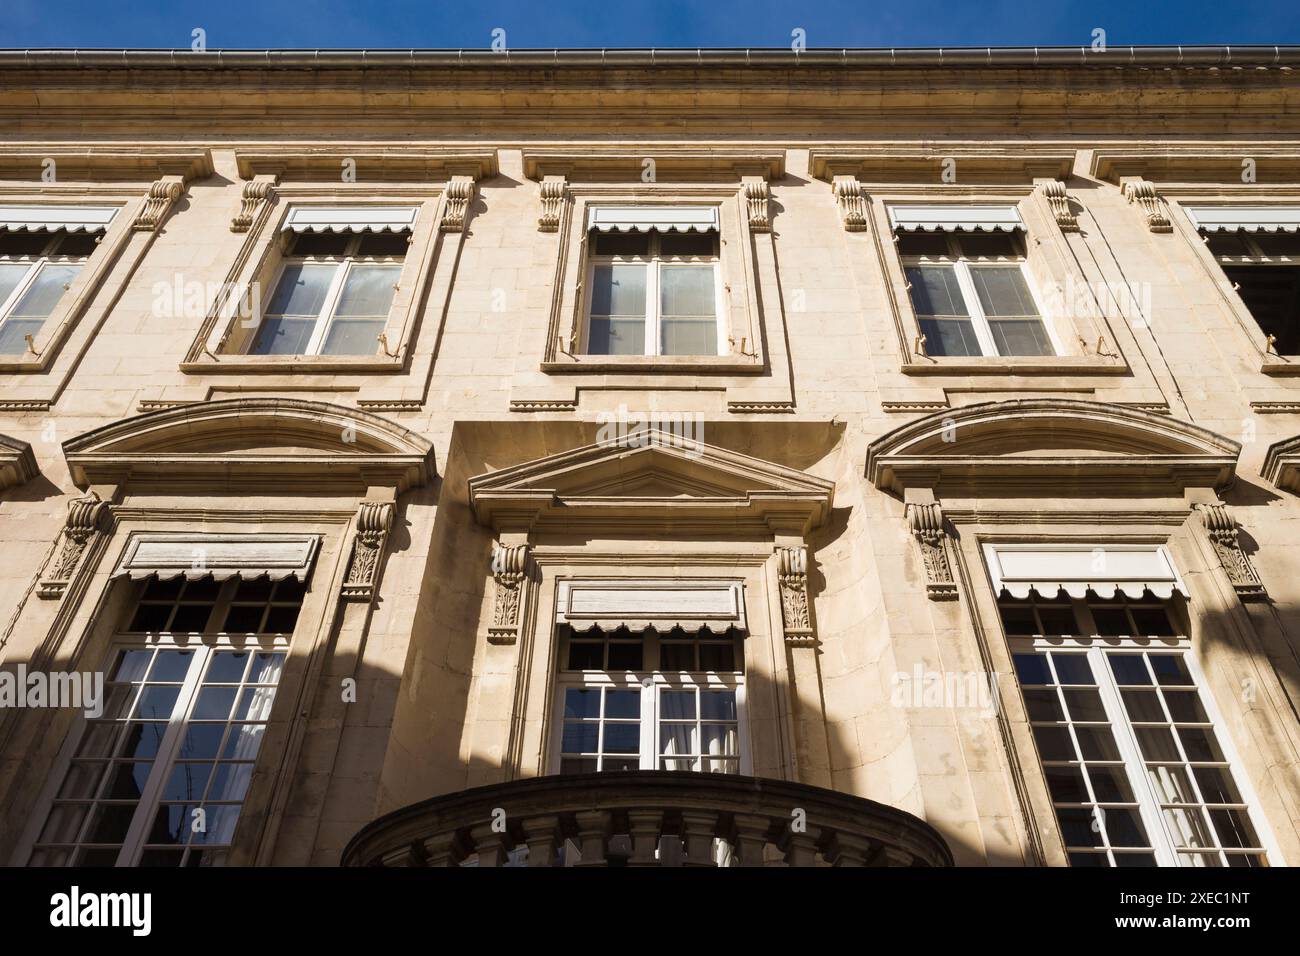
left=0, top=147, right=213, bottom=408
left=181, top=186, right=448, bottom=374
left=865, top=185, right=1130, bottom=377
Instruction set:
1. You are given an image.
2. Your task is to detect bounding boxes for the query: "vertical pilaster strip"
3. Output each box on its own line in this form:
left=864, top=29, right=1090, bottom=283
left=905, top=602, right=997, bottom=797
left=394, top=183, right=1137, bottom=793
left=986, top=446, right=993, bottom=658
left=488, top=542, right=531, bottom=644
left=341, top=501, right=395, bottom=602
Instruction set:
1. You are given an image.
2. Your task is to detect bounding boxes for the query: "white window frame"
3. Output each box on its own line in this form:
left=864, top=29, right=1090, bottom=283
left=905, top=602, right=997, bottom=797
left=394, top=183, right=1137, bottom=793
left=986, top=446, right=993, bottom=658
left=0, top=233, right=95, bottom=351
left=582, top=228, right=726, bottom=358
left=900, top=231, right=1060, bottom=358
left=548, top=629, right=750, bottom=776
left=18, top=578, right=298, bottom=867
left=242, top=232, right=407, bottom=358
left=1006, top=596, right=1275, bottom=867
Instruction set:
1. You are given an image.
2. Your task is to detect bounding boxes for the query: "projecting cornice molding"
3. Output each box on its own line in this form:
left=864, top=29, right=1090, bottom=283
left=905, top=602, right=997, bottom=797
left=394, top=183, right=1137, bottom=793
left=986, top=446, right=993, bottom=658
left=468, top=430, right=834, bottom=535
left=0, top=433, right=38, bottom=491
left=1092, top=146, right=1300, bottom=185
left=0, top=146, right=213, bottom=183
left=810, top=147, right=1075, bottom=185
left=62, top=398, right=434, bottom=493
left=866, top=399, right=1240, bottom=496
left=522, top=148, right=785, bottom=182
left=234, top=147, right=498, bottom=182
left=1263, top=434, right=1300, bottom=494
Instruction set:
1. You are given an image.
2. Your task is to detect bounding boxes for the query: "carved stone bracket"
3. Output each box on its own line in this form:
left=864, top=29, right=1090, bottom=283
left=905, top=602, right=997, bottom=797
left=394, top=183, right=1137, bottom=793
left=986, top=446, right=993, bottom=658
left=231, top=174, right=278, bottom=232
left=831, top=175, right=867, bottom=232
left=1039, top=179, right=1079, bottom=232
left=906, top=502, right=957, bottom=599
left=776, top=545, right=815, bottom=645
left=341, top=501, right=395, bottom=602
left=538, top=175, right=568, bottom=232
left=441, top=175, right=476, bottom=232
left=1196, top=503, right=1267, bottom=600
left=132, top=175, right=185, bottom=232
left=488, top=543, right=531, bottom=644
left=1121, top=178, right=1172, bottom=233
left=743, top=176, right=772, bottom=233
left=38, top=491, right=111, bottom=599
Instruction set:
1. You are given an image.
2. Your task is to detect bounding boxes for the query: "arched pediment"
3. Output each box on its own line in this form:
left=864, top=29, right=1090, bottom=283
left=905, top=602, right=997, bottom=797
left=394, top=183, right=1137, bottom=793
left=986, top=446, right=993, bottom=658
left=866, top=400, right=1240, bottom=495
left=63, top=398, right=434, bottom=492
left=469, top=430, right=834, bottom=535
left=0, top=432, right=37, bottom=491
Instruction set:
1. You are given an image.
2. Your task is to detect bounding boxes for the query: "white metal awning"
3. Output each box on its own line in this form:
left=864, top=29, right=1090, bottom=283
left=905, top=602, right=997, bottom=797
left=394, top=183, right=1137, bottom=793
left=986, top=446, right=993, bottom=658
left=1184, top=205, right=1300, bottom=233
left=556, top=579, right=746, bottom=634
left=283, top=205, right=419, bottom=233
left=587, top=205, right=720, bottom=233
left=983, top=544, right=1187, bottom=600
left=0, top=204, right=119, bottom=233
left=112, top=534, right=321, bottom=582
left=888, top=203, right=1025, bottom=233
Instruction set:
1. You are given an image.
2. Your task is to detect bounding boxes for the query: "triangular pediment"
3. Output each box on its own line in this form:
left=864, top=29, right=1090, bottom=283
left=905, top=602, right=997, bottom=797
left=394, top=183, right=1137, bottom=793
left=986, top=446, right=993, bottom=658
left=469, top=431, right=834, bottom=535
left=0, top=432, right=37, bottom=492
left=867, top=400, right=1240, bottom=495
left=63, top=398, right=434, bottom=493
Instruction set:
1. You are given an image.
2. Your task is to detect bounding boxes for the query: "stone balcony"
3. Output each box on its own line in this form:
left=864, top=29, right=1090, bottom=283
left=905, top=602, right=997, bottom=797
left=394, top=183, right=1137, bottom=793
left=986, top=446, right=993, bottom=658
left=342, top=771, right=953, bottom=867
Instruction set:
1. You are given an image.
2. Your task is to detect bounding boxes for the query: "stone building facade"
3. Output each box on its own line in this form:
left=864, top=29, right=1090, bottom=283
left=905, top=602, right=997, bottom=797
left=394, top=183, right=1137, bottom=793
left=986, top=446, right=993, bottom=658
left=0, top=47, right=1299, bottom=867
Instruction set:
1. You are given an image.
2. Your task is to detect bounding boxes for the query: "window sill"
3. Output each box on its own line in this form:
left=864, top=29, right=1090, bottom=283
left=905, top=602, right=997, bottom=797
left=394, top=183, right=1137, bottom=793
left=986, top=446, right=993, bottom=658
left=901, top=354, right=1128, bottom=376
left=1260, top=355, right=1300, bottom=376
left=541, top=355, right=763, bottom=374
left=0, top=354, right=50, bottom=374
left=180, top=354, right=405, bottom=374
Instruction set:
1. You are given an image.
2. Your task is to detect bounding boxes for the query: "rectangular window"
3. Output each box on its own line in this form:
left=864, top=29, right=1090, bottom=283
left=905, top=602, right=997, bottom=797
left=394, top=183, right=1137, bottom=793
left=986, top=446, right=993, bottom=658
left=584, top=224, right=723, bottom=357
left=28, top=575, right=305, bottom=867
left=0, top=231, right=97, bottom=354
left=553, top=626, right=746, bottom=774
left=898, top=230, right=1054, bottom=358
left=1002, top=592, right=1269, bottom=868
left=241, top=230, right=407, bottom=357
left=1203, top=230, right=1300, bottom=354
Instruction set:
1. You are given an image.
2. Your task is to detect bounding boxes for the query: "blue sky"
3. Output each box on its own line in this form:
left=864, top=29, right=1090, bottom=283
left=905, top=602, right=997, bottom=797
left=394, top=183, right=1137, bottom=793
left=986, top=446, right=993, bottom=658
left=4, top=0, right=1300, bottom=49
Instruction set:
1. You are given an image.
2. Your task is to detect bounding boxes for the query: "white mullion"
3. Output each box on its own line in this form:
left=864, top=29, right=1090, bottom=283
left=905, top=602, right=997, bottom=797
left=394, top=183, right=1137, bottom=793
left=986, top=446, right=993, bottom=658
left=646, top=257, right=660, bottom=356
left=116, top=641, right=212, bottom=866
left=642, top=675, right=658, bottom=770
left=953, top=258, right=999, bottom=357
left=304, top=258, right=351, bottom=356
left=711, top=259, right=725, bottom=356
left=0, top=259, right=45, bottom=324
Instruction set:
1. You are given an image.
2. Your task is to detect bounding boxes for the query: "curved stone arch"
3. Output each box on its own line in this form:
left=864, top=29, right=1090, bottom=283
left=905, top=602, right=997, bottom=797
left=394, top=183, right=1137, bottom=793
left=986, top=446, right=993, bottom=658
left=0, top=432, right=37, bottom=491
left=867, top=398, right=1241, bottom=495
left=62, top=397, right=435, bottom=492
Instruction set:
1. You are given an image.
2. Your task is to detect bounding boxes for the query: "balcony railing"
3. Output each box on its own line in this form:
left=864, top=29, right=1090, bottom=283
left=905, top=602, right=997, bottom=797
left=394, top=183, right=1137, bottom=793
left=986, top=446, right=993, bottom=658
left=342, top=771, right=953, bottom=867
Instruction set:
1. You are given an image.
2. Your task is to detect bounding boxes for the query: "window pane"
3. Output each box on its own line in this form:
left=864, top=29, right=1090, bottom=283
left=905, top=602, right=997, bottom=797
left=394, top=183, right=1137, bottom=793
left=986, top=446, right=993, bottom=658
left=250, top=317, right=315, bottom=356
left=660, top=318, right=717, bottom=356
left=0, top=262, right=29, bottom=305
left=660, top=265, right=715, bottom=317
left=10, top=263, right=81, bottom=318
left=0, top=233, right=52, bottom=257
left=587, top=317, right=644, bottom=355
left=287, top=232, right=352, bottom=257
left=896, top=232, right=950, bottom=257
left=0, top=318, right=45, bottom=354
left=592, top=231, right=651, bottom=257
left=659, top=232, right=717, bottom=257
left=590, top=263, right=646, bottom=316
left=969, top=266, right=1038, bottom=317
left=266, top=263, right=334, bottom=317
left=957, top=232, right=1022, bottom=258
left=919, top=318, right=981, bottom=356
left=906, top=265, right=968, bottom=316
left=355, top=231, right=409, bottom=258
left=989, top=318, right=1054, bottom=356
left=320, top=319, right=384, bottom=356
left=1221, top=265, right=1300, bottom=354
left=333, top=265, right=399, bottom=316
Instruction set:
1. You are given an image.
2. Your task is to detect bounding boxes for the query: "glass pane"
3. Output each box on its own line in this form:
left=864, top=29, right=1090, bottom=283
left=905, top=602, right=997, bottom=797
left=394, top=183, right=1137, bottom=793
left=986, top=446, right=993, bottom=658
left=660, top=318, right=717, bottom=356
left=659, top=265, right=715, bottom=317
left=1135, top=727, right=1181, bottom=761
left=701, top=724, right=737, bottom=756
left=1057, top=808, right=1104, bottom=847
left=957, top=233, right=1022, bottom=258
left=660, top=724, right=695, bottom=755
left=355, top=232, right=409, bottom=257
left=1051, top=654, right=1094, bottom=685
left=606, top=642, right=643, bottom=671
left=333, top=265, right=399, bottom=316
left=1164, top=807, right=1214, bottom=849
left=700, top=692, right=737, bottom=721
left=0, top=233, right=52, bottom=257
left=604, top=689, right=640, bottom=720
left=1177, top=727, right=1223, bottom=762
left=896, top=232, right=950, bottom=257
left=592, top=231, right=651, bottom=257
left=0, top=318, right=45, bottom=354
left=698, top=643, right=736, bottom=673
left=1087, top=765, right=1136, bottom=803
left=266, top=262, right=334, bottom=317
left=1023, top=688, right=1065, bottom=722
left=1045, top=765, right=1089, bottom=802
left=250, top=316, right=315, bottom=356
left=1107, top=654, right=1151, bottom=685
left=969, top=266, right=1038, bottom=316
left=0, top=262, right=29, bottom=305
left=1192, top=766, right=1241, bottom=805
left=1150, top=655, right=1194, bottom=687
left=568, top=642, right=603, bottom=671
left=1062, top=688, right=1106, bottom=722
left=1120, top=689, right=1165, bottom=722
left=1104, top=808, right=1149, bottom=847
left=1032, top=725, right=1075, bottom=761
left=1147, top=764, right=1196, bottom=803
left=660, top=690, right=696, bottom=720
left=1000, top=605, right=1037, bottom=636
left=590, top=263, right=646, bottom=317
left=919, top=317, right=981, bottom=356
left=133, top=686, right=181, bottom=720
left=319, top=319, right=383, bottom=356
left=1210, top=808, right=1259, bottom=849
left=561, top=723, right=598, bottom=753
left=1074, top=726, right=1122, bottom=761
left=1091, top=608, right=1130, bottom=636
left=564, top=688, right=600, bottom=719
left=1012, top=653, right=1052, bottom=685
left=161, top=763, right=214, bottom=802
left=1037, top=605, right=1077, bottom=635
left=659, top=232, right=717, bottom=257
left=906, top=265, right=968, bottom=316
left=659, top=642, right=694, bottom=671
left=10, top=263, right=81, bottom=317
left=288, top=232, right=352, bottom=257
left=602, top=723, right=640, bottom=754
left=587, top=317, right=645, bottom=355
left=989, top=319, right=1053, bottom=356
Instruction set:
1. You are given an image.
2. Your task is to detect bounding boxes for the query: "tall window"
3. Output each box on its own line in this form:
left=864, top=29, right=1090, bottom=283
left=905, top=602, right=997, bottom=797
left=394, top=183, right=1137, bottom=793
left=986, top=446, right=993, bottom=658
left=28, top=575, right=305, bottom=867
left=552, top=627, right=746, bottom=774
left=1002, top=592, right=1269, bottom=867
left=0, top=231, right=97, bottom=354
left=242, top=230, right=407, bottom=357
left=584, top=227, right=722, bottom=357
left=1202, top=229, right=1300, bottom=354
left=900, top=230, right=1054, bottom=357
